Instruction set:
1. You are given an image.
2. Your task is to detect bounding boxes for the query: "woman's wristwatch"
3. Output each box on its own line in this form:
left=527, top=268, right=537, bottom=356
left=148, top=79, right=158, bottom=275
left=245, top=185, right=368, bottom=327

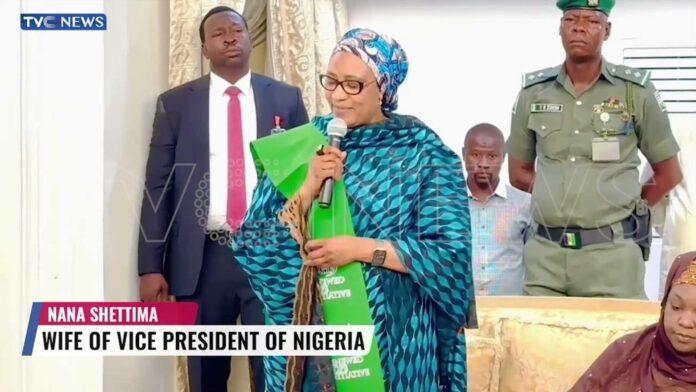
left=371, top=239, right=387, bottom=267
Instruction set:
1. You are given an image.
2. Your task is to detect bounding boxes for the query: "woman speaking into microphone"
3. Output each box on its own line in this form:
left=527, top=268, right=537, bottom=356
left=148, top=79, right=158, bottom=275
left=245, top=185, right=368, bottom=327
left=233, top=28, right=476, bottom=392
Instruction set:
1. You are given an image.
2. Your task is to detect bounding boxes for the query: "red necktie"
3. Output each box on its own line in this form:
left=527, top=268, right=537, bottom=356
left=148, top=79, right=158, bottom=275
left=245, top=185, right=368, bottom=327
left=225, top=86, right=246, bottom=231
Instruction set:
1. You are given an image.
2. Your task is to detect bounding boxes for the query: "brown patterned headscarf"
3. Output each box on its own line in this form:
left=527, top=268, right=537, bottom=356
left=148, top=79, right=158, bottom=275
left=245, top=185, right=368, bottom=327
left=570, top=251, right=696, bottom=392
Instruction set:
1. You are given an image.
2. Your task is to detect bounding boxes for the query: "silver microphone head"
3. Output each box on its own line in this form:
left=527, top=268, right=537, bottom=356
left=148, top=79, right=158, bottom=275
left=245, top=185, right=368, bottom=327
left=327, top=117, right=348, bottom=138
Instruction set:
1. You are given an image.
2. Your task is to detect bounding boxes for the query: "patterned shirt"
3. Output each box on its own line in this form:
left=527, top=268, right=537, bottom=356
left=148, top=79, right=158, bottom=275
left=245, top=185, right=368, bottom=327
left=468, top=182, right=532, bottom=295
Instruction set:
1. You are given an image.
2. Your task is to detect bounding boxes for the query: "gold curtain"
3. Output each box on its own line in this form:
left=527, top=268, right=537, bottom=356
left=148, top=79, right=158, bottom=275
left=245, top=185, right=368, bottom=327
left=266, top=0, right=348, bottom=117
left=168, top=0, right=246, bottom=88
left=168, top=0, right=348, bottom=115
left=243, top=0, right=268, bottom=75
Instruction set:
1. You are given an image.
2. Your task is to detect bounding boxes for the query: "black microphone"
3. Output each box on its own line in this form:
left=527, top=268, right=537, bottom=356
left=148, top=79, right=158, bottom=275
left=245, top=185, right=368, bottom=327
left=319, top=118, right=348, bottom=209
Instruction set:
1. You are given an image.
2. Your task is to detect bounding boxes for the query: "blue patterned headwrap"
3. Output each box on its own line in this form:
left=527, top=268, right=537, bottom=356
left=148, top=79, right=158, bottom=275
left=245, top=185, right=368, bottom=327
left=332, top=28, right=409, bottom=113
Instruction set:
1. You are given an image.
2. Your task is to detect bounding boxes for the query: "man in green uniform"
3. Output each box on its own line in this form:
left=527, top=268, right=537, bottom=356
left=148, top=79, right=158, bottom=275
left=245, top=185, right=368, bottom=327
left=506, top=0, right=683, bottom=298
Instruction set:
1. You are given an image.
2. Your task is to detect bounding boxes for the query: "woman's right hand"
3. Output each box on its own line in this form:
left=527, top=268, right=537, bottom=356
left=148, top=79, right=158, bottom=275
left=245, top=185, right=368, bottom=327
left=299, top=146, right=347, bottom=202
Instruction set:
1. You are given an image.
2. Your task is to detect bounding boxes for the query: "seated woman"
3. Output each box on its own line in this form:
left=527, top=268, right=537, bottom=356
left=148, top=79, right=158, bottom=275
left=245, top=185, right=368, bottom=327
left=233, top=28, right=476, bottom=391
left=570, top=251, right=696, bottom=392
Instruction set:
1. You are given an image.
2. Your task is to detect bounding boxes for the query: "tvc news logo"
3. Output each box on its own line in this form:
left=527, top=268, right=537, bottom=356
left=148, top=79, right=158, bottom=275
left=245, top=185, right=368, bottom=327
left=20, top=14, right=107, bottom=31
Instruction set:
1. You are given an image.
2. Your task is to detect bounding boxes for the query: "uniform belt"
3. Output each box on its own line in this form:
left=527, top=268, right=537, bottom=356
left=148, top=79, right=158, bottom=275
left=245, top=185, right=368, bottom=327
left=536, top=220, right=633, bottom=249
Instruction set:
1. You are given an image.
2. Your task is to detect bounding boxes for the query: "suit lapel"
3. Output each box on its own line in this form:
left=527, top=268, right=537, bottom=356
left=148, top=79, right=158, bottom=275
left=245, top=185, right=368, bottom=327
left=251, top=74, right=273, bottom=138
left=188, top=75, right=210, bottom=177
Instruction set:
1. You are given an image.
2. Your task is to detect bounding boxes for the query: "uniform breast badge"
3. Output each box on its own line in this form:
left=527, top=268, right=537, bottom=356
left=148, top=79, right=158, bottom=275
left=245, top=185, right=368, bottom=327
left=592, top=98, right=625, bottom=162
left=594, top=98, right=634, bottom=135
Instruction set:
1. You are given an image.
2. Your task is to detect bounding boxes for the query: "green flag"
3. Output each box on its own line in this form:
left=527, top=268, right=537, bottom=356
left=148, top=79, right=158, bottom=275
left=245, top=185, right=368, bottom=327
left=251, top=123, right=385, bottom=392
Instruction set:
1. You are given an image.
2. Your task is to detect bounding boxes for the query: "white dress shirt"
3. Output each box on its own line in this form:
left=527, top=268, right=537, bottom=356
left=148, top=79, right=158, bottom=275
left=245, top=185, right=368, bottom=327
left=207, top=71, right=258, bottom=231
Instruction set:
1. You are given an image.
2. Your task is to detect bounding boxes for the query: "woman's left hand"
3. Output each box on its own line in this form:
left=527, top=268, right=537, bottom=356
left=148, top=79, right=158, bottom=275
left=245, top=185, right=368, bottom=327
left=304, top=236, right=362, bottom=268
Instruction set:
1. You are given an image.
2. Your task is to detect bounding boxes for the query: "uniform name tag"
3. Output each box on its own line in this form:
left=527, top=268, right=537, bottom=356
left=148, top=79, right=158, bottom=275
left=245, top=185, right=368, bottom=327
left=531, top=103, right=563, bottom=113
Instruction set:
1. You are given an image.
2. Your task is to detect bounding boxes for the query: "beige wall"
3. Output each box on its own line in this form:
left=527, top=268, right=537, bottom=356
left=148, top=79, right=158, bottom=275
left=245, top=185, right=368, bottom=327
left=104, top=0, right=173, bottom=391
left=0, top=0, right=25, bottom=390
left=2, top=0, right=109, bottom=389
left=0, top=2, right=23, bottom=391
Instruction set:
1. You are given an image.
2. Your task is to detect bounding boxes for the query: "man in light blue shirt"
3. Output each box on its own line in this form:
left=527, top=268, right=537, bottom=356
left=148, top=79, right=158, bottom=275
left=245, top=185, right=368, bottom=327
left=463, top=123, right=532, bottom=295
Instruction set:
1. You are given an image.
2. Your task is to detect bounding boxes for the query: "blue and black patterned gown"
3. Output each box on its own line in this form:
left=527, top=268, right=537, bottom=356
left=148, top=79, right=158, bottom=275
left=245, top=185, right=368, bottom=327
left=233, top=113, right=476, bottom=391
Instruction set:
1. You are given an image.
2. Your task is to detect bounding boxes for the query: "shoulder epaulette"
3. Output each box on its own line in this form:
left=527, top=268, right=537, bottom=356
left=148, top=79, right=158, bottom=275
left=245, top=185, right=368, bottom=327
left=608, top=63, right=651, bottom=87
left=522, top=65, right=561, bottom=89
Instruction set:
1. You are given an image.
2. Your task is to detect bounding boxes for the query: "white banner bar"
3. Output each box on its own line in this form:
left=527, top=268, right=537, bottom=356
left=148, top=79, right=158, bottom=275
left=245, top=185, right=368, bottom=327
left=28, top=325, right=374, bottom=357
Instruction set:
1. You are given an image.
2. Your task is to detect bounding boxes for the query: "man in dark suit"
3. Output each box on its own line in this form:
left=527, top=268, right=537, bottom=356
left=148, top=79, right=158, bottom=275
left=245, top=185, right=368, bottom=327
left=137, top=6, right=309, bottom=392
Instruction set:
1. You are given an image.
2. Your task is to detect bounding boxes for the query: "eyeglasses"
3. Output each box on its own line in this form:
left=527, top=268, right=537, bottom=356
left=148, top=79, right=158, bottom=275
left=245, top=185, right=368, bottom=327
left=319, top=74, right=377, bottom=95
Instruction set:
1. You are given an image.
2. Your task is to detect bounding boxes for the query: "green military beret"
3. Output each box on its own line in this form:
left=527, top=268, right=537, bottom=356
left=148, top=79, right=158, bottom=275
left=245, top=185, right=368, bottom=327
left=556, top=0, right=615, bottom=15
